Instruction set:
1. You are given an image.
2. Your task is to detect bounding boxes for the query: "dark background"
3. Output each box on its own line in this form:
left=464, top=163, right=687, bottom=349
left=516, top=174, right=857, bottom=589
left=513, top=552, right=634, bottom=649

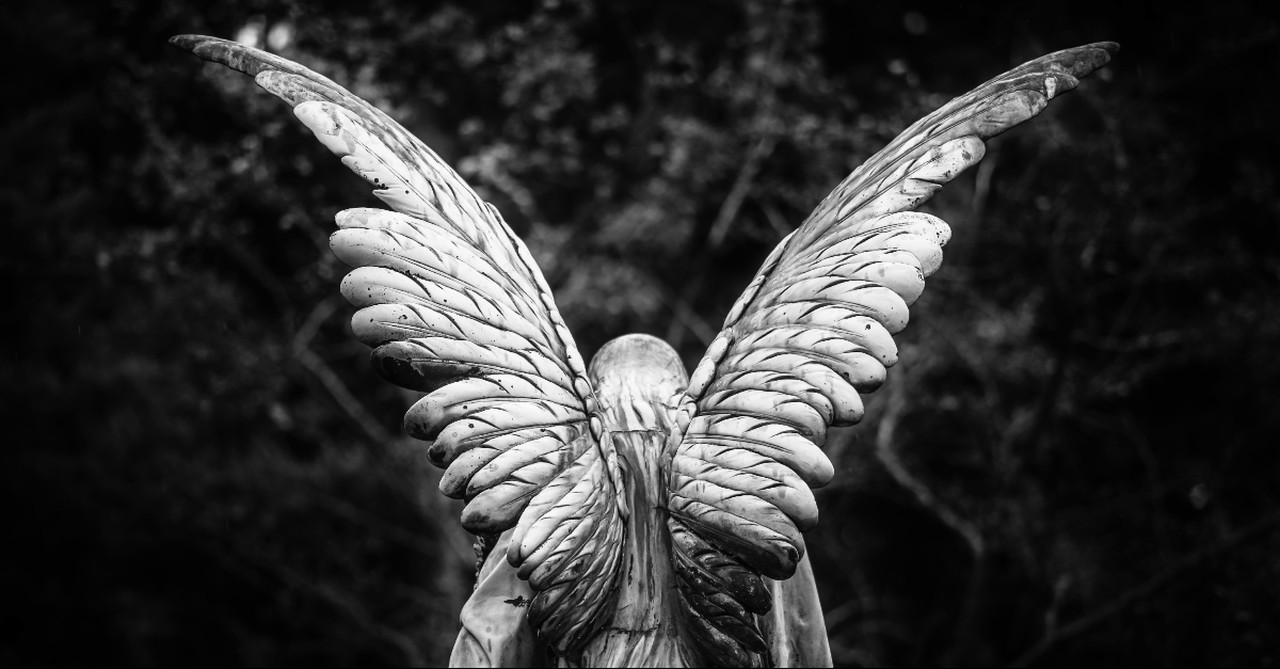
left=3, top=0, right=1278, bottom=666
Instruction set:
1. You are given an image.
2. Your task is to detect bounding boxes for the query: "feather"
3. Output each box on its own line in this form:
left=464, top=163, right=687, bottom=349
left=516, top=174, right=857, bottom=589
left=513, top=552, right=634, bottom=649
left=666, top=41, right=1116, bottom=665
left=173, top=34, right=622, bottom=658
left=510, top=441, right=628, bottom=657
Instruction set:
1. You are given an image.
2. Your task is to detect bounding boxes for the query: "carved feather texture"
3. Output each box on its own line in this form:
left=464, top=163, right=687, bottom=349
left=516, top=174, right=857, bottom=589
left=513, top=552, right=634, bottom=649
left=510, top=437, right=628, bottom=656
left=171, top=35, right=623, bottom=659
left=668, top=42, right=1117, bottom=665
left=175, top=33, right=1115, bottom=667
left=670, top=520, right=769, bottom=668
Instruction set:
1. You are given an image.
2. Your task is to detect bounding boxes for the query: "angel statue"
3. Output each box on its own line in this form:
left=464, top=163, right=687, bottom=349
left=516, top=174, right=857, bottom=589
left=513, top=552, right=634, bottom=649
left=171, top=34, right=1116, bottom=667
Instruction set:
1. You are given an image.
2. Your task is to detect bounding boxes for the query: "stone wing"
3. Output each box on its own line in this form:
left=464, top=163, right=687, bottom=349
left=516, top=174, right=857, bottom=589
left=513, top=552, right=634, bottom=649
left=172, top=35, right=626, bottom=657
left=666, top=42, right=1118, bottom=665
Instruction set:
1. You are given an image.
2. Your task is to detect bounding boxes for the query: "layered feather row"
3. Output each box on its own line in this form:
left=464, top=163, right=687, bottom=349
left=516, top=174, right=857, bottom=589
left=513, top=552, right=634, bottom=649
left=667, top=42, right=1117, bottom=665
left=172, top=35, right=626, bottom=659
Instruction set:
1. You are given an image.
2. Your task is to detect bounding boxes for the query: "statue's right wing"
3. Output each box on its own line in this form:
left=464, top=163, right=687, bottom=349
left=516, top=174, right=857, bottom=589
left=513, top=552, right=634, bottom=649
left=666, top=42, right=1117, bottom=665
left=171, top=35, right=624, bottom=659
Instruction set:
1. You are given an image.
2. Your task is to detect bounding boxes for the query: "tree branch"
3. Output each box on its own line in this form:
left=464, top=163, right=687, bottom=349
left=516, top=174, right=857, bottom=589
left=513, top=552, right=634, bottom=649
left=1009, top=511, right=1280, bottom=667
left=230, top=543, right=429, bottom=667
left=875, top=371, right=989, bottom=663
left=295, top=347, right=395, bottom=446
left=706, top=133, right=777, bottom=248
left=875, top=374, right=987, bottom=559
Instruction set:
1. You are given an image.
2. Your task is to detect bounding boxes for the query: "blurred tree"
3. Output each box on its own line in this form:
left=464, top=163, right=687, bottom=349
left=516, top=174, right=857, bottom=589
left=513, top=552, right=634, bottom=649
left=1, top=0, right=1277, bottom=666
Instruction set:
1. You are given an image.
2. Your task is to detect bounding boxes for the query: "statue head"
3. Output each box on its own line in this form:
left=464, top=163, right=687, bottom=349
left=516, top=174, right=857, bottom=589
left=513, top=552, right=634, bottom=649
left=588, top=334, right=688, bottom=409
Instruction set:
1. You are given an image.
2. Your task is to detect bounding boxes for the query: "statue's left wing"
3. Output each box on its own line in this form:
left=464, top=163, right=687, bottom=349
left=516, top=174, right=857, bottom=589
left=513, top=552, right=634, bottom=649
left=172, top=35, right=625, bottom=658
left=665, top=42, right=1117, bottom=665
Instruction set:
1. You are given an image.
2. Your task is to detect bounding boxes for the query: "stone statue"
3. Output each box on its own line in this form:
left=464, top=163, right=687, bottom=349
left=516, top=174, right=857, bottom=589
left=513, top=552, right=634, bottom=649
left=172, top=35, right=1116, bottom=667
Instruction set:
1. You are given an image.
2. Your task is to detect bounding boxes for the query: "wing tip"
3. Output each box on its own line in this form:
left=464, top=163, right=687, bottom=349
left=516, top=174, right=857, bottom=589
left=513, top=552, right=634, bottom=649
left=168, top=33, right=274, bottom=77
left=1061, top=41, right=1120, bottom=79
left=168, top=34, right=200, bottom=50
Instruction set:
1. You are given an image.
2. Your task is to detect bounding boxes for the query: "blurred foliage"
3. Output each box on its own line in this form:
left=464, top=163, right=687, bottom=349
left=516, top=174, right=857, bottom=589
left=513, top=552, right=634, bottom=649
left=2, top=0, right=1278, bottom=666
